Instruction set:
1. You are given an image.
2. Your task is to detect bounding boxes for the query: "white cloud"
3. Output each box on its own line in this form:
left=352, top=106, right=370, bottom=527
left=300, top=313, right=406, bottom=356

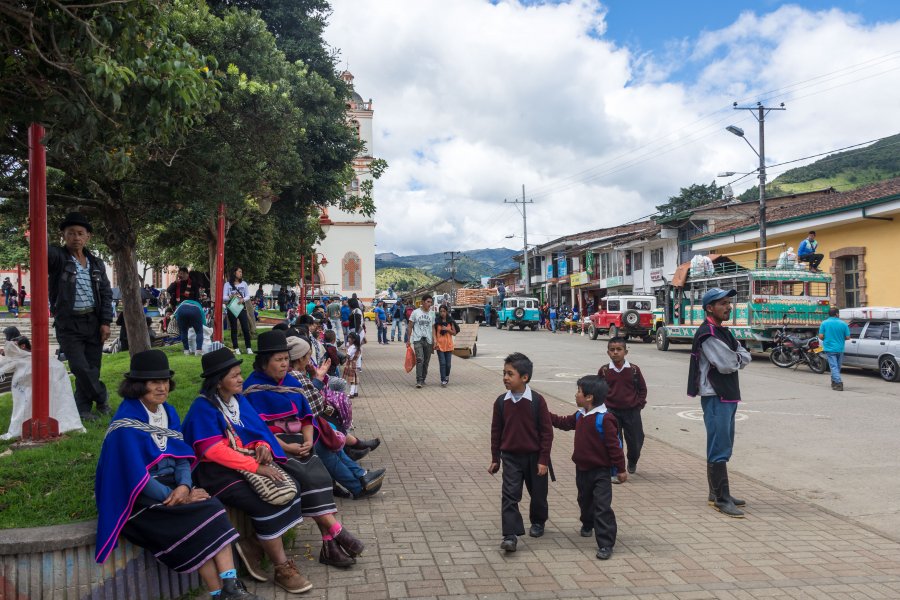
left=325, top=0, right=900, bottom=256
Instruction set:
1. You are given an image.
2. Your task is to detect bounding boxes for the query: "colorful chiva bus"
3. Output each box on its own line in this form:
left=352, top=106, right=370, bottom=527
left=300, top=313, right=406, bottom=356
left=654, top=257, right=831, bottom=352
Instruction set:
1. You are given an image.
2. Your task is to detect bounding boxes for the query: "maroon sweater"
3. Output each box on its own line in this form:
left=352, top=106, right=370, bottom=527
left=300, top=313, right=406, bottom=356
left=551, top=409, right=626, bottom=472
left=598, top=363, right=648, bottom=410
left=490, top=390, right=553, bottom=465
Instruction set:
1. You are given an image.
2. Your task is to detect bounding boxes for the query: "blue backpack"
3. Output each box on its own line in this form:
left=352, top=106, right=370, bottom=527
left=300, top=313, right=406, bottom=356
left=576, top=410, right=621, bottom=476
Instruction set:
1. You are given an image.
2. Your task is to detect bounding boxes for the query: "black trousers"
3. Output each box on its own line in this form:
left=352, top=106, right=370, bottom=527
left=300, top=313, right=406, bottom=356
left=227, top=307, right=252, bottom=348
left=500, top=452, right=548, bottom=536
left=55, top=313, right=108, bottom=414
left=608, top=407, right=644, bottom=467
left=799, top=253, right=824, bottom=269
left=576, top=467, right=617, bottom=549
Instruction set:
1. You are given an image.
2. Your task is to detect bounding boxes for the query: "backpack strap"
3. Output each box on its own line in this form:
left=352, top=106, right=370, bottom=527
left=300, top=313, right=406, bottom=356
left=595, top=412, right=621, bottom=476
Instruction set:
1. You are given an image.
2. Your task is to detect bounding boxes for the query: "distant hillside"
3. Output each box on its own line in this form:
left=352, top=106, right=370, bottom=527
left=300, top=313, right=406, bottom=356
left=738, top=133, right=900, bottom=200
left=375, top=248, right=518, bottom=283
left=375, top=268, right=440, bottom=293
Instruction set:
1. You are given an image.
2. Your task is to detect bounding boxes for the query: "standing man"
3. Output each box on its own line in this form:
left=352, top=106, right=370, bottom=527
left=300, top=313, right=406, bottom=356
left=49, top=212, right=113, bottom=421
left=2, top=278, right=13, bottom=307
left=687, top=288, right=751, bottom=518
left=326, top=297, right=343, bottom=343
left=798, top=231, right=824, bottom=272
left=390, top=299, right=405, bottom=342
left=374, top=301, right=388, bottom=345
left=818, top=306, right=851, bottom=391
left=497, top=282, right=506, bottom=305
left=407, top=294, right=435, bottom=388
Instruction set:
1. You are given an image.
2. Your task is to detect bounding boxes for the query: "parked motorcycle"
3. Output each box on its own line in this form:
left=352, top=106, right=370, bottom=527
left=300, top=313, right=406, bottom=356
left=769, top=322, right=828, bottom=373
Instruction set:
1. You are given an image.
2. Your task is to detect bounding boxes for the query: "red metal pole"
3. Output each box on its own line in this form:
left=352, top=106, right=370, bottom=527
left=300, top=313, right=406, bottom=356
left=212, top=203, right=225, bottom=342
left=299, top=255, right=306, bottom=315
left=24, top=123, right=57, bottom=440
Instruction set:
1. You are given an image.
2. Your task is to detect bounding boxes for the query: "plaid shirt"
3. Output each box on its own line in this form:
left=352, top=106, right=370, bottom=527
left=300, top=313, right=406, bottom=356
left=72, top=257, right=95, bottom=310
left=290, top=370, right=325, bottom=416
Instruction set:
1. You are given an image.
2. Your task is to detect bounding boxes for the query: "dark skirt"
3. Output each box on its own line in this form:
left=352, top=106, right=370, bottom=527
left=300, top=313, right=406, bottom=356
left=278, top=435, right=338, bottom=517
left=194, top=462, right=304, bottom=540
left=122, top=495, right=238, bottom=573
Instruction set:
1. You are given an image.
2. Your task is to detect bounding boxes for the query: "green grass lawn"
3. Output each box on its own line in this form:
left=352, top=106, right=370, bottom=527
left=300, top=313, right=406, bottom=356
left=258, top=309, right=287, bottom=319
left=0, top=347, right=259, bottom=529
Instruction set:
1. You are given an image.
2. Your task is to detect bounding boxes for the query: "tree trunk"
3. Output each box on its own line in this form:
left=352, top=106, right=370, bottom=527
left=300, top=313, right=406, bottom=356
left=104, top=204, right=150, bottom=355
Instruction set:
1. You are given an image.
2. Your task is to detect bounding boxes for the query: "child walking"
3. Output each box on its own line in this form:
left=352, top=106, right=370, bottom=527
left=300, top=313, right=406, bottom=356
left=597, top=337, right=647, bottom=476
left=344, top=332, right=361, bottom=398
left=488, top=353, right=553, bottom=553
left=550, top=375, right=626, bottom=560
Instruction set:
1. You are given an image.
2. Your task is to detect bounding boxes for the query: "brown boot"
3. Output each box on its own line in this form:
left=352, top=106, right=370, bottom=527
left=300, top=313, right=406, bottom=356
left=235, top=538, right=269, bottom=583
left=274, top=560, right=313, bottom=594
left=334, top=528, right=365, bottom=557
left=319, top=538, right=355, bottom=568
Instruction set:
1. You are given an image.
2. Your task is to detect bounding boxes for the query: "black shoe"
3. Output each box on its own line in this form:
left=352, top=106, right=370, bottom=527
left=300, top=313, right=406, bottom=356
left=580, top=526, right=592, bottom=537
left=220, top=578, right=261, bottom=599
left=528, top=523, right=544, bottom=538
left=596, top=547, right=613, bottom=560
left=332, top=482, right=352, bottom=498
left=627, top=462, right=636, bottom=475
left=345, top=446, right=370, bottom=461
left=360, top=468, right=385, bottom=490
left=319, top=538, right=356, bottom=568
left=500, top=536, right=517, bottom=553
left=79, top=411, right=98, bottom=422
left=352, top=437, right=381, bottom=451
left=835, top=382, right=844, bottom=391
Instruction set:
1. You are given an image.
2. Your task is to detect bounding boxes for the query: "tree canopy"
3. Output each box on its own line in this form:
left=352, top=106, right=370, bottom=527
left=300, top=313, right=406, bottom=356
left=655, top=181, right=724, bottom=217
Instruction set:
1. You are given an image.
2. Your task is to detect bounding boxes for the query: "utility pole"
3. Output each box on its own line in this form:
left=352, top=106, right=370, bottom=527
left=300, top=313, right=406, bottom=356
left=732, top=102, right=785, bottom=267
left=505, top=185, right=533, bottom=294
left=444, top=251, right=463, bottom=283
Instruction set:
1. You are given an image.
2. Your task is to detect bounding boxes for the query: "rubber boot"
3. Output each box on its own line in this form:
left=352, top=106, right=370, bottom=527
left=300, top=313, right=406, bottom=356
left=707, top=462, right=746, bottom=507
left=711, top=462, right=745, bottom=518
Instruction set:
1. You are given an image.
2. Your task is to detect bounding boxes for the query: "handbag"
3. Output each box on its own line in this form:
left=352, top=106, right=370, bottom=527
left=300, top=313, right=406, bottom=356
left=220, top=408, right=297, bottom=506
left=166, top=316, right=180, bottom=335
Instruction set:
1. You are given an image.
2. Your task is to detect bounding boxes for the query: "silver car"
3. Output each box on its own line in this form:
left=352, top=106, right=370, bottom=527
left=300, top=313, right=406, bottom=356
left=843, top=319, right=900, bottom=382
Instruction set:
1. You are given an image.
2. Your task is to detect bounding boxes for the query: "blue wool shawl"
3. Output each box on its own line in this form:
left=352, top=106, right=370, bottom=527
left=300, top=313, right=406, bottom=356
left=180, top=393, right=286, bottom=461
left=242, top=371, right=313, bottom=422
left=94, top=398, right=196, bottom=564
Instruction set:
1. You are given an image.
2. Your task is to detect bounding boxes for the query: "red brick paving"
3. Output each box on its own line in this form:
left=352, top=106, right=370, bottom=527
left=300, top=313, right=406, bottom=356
left=243, top=343, right=900, bottom=599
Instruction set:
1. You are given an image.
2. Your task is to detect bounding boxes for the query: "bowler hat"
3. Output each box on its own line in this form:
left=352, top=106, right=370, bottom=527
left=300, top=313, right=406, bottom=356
left=701, top=287, right=737, bottom=309
left=124, top=349, right=175, bottom=380
left=201, top=347, right=243, bottom=379
left=59, top=211, right=93, bottom=233
left=256, top=330, right=289, bottom=354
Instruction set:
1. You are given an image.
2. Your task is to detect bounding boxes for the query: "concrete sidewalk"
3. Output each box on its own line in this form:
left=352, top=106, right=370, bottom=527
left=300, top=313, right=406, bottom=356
left=248, top=342, right=900, bottom=600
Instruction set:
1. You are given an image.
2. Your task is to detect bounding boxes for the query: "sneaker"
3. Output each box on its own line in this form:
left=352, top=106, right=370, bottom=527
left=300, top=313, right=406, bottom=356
left=528, top=523, right=544, bottom=538
left=183, top=350, right=191, bottom=356
left=500, top=536, right=517, bottom=553
left=234, top=348, right=242, bottom=355
left=194, top=350, right=203, bottom=356
left=234, top=538, right=269, bottom=583
left=596, top=547, right=613, bottom=560
left=612, top=476, right=622, bottom=485
left=220, top=578, right=260, bottom=600
left=441, top=381, right=448, bottom=387
left=580, top=526, right=592, bottom=537
left=415, top=383, right=422, bottom=389
left=274, top=560, right=313, bottom=594
left=627, top=462, right=636, bottom=475
left=246, top=348, right=254, bottom=355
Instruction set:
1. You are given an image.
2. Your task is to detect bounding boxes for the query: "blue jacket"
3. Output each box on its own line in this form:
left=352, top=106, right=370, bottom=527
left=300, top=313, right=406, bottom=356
left=798, top=239, right=817, bottom=256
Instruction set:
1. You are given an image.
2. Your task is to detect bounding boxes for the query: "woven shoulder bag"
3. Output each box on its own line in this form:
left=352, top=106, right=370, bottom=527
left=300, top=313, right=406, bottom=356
left=220, top=410, right=297, bottom=506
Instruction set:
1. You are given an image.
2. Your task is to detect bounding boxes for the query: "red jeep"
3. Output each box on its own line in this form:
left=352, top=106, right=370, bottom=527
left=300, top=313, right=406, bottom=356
left=588, top=295, right=656, bottom=342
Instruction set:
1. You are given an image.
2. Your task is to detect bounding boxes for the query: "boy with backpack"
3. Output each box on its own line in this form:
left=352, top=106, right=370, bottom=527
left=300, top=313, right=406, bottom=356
left=597, top=337, right=647, bottom=477
left=488, top=353, right=553, bottom=553
left=551, top=375, right=626, bottom=560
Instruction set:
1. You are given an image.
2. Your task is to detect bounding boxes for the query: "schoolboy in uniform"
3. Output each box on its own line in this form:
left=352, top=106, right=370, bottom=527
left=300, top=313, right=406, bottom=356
left=598, top=337, right=647, bottom=477
left=550, top=375, right=626, bottom=560
left=488, top=352, right=553, bottom=553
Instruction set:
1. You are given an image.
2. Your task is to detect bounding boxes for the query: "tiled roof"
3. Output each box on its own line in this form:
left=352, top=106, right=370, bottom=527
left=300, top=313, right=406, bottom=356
left=694, top=178, right=900, bottom=240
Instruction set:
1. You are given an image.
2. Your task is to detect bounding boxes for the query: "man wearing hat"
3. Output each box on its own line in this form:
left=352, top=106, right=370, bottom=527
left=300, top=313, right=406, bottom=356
left=687, top=288, right=752, bottom=518
left=49, top=212, right=114, bottom=421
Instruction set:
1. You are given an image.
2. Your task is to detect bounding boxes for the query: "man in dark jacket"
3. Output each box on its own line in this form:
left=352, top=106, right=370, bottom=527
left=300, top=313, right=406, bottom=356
left=49, top=212, right=114, bottom=420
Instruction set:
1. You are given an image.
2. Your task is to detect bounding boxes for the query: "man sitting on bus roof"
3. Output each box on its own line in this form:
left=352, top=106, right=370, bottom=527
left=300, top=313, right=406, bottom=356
left=797, top=231, right=824, bottom=273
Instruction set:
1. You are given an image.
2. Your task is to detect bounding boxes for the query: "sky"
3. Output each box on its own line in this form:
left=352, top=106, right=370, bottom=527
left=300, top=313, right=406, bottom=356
left=323, top=0, right=900, bottom=256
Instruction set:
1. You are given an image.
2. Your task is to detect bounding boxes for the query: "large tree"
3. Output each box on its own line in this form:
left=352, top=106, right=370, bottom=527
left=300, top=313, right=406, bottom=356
left=655, top=181, right=725, bottom=217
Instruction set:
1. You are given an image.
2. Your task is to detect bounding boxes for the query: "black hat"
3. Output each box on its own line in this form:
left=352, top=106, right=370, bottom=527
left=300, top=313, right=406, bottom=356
left=3, top=326, right=21, bottom=341
left=201, top=347, right=243, bottom=379
left=124, top=349, right=175, bottom=380
left=59, top=211, right=93, bottom=233
left=256, top=330, right=289, bottom=354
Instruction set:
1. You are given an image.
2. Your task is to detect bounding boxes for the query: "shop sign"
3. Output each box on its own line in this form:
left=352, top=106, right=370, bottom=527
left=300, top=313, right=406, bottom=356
left=557, top=257, right=568, bottom=277
left=570, top=271, right=589, bottom=286
left=585, top=251, right=594, bottom=276
left=546, top=264, right=553, bottom=279
left=650, top=268, right=663, bottom=282
left=603, top=276, right=624, bottom=287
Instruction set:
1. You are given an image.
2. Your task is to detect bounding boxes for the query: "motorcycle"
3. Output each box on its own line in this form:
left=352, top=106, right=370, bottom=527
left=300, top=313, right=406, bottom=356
left=769, top=322, right=828, bottom=373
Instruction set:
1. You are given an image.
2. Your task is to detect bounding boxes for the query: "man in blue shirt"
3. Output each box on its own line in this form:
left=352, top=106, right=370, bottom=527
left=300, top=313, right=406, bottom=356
left=798, top=231, right=824, bottom=272
left=818, top=306, right=851, bottom=391
left=374, top=301, right=388, bottom=344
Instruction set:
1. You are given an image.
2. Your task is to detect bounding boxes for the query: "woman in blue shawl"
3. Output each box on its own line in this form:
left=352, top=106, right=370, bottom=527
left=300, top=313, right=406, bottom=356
left=95, top=350, right=257, bottom=600
left=242, top=331, right=366, bottom=570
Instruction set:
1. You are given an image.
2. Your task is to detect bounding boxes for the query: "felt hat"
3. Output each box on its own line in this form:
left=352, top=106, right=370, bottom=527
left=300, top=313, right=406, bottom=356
left=59, top=211, right=93, bottom=233
left=201, top=347, right=243, bottom=379
left=124, top=349, right=175, bottom=380
left=701, top=287, right=737, bottom=309
left=286, top=336, right=311, bottom=361
left=256, top=330, right=289, bottom=354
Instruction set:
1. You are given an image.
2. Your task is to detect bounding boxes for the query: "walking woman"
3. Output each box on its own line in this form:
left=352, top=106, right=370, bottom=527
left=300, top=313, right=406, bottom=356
left=95, top=350, right=258, bottom=599
left=168, top=266, right=204, bottom=356
left=433, top=304, right=459, bottom=387
left=241, top=332, right=367, bottom=562
left=181, top=348, right=315, bottom=594
left=223, top=267, right=254, bottom=355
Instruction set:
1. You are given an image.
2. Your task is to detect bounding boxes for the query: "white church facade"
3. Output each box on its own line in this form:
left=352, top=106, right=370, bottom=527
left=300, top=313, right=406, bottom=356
left=315, top=71, right=377, bottom=302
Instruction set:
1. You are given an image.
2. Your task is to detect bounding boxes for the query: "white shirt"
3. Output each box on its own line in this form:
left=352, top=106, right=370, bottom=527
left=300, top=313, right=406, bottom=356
left=608, top=360, right=631, bottom=373
left=409, top=307, right=436, bottom=343
left=143, top=403, right=170, bottom=450
left=504, top=384, right=533, bottom=404
left=577, top=404, right=608, bottom=417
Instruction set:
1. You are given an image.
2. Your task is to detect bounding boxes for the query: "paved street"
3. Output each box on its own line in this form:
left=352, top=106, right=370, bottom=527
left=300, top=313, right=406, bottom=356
left=244, top=331, right=900, bottom=599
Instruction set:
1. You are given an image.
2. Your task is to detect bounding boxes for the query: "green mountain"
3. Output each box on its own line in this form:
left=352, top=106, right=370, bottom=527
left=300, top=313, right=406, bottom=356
left=738, top=132, right=900, bottom=200
left=375, top=267, right=441, bottom=293
left=375, top=248, right=518, bottom=282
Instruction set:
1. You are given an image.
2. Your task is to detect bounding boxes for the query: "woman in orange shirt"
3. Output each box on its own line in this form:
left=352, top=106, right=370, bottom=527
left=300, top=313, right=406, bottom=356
left=433, top=305, right=459, bottom=387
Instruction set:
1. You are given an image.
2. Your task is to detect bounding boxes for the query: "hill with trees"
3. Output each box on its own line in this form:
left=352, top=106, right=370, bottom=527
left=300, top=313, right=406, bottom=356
left=375, top=247, right=517, bottom=282
left=375, top=268, right=441, bottom=293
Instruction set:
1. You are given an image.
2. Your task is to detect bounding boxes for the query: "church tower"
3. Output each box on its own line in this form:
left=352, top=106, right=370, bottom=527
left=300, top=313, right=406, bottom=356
left=315, top=71, right=377, bottom=301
